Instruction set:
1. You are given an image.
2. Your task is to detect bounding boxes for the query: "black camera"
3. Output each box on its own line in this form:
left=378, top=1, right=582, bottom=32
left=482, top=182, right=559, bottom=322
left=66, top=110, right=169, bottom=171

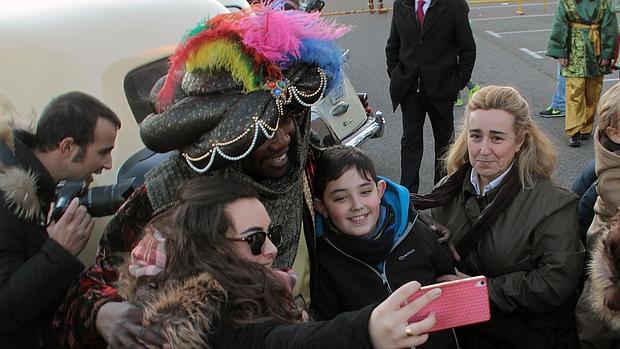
left=50, top=178, right=135, bottom=222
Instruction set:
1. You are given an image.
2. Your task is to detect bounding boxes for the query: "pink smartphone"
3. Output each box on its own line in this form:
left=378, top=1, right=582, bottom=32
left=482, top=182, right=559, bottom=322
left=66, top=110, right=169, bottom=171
left=405, top=276, right=490, bottom=333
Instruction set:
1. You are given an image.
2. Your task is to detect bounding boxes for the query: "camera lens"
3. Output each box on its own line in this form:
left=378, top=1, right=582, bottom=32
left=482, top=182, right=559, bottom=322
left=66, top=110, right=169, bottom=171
left=80, top=178, right=135, bottom=217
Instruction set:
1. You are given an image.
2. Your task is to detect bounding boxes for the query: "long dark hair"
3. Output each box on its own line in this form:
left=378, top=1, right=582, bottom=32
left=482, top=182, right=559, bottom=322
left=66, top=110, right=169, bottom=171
left=159, top=176, right=301, bottom=326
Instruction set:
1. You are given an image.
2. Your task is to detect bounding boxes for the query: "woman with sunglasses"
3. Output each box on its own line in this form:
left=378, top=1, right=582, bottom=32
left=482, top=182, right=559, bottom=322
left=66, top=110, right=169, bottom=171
left=117, top=176, right=442, bottom=349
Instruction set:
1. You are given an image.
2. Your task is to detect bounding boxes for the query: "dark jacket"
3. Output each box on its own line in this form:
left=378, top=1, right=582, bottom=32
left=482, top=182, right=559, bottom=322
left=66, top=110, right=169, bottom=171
left=385, top=0, right=476, bottom=110
left=214, top=305, right=376, bottom=349
left=313, top=178, right=457, bottom=348
left=0, top=128, right=84, bottom=348
left=432, top=174, right=584, bottom=349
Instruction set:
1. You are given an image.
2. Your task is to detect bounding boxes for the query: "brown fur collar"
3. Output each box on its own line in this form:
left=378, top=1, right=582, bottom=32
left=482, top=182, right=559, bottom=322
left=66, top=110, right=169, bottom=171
left=588, top=235, right=620, bottom=331
left=121, top=271, right=227, bottom=349
left=0, top=120, right=42, bottom=221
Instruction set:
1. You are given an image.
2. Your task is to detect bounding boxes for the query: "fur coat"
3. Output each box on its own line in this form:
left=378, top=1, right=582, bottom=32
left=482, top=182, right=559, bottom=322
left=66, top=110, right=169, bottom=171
left=0, top=121, right=43, bottom=222
left=575, top=130, right=620, bottom=347
left=119, top=268, right=227, bottom=349
left=0, top=120, right=83, bottom=349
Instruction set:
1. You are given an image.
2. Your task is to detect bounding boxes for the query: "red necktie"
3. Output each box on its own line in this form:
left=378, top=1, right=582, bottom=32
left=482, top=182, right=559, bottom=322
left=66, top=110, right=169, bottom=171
left=417, top=0, right=425, bottom=28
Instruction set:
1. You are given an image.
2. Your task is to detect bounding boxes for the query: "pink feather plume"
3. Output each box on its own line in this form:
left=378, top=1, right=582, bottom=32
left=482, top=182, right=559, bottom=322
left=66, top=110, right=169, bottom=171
left=238, top=2, right=349, bottom=64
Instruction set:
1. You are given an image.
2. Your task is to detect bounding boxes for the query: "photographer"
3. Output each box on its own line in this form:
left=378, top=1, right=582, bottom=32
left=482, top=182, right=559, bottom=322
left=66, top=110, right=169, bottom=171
left=0, top=92, right=120, bottom=349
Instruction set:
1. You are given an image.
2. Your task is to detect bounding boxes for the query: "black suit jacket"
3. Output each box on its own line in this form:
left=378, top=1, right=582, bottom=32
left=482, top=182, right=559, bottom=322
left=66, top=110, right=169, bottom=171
left=386, top=0, right=476, bottom=110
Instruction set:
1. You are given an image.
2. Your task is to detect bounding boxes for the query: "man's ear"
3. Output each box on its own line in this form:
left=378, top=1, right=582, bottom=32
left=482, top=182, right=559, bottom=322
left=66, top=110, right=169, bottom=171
left=376, top=179, right=387, bottom=200
left=314, top=198, right=328, bottom=217
left=58, top=137, right=76, bottom=158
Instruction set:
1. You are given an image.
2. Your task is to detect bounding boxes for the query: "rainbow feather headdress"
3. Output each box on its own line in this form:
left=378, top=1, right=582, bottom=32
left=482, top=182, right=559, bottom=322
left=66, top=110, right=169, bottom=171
left=141, top=2, right=349, bottom=173
left=158, top=1, right=348, bottom=110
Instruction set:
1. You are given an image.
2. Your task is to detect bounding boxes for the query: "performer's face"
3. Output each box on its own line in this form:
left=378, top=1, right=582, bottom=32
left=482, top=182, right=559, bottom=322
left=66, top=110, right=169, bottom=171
left=241, top=116, right=296, bottom=180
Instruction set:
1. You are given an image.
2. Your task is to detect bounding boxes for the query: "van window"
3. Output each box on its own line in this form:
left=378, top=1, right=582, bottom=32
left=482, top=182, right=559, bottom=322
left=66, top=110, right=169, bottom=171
left=124, top=58, right=169, bottom=124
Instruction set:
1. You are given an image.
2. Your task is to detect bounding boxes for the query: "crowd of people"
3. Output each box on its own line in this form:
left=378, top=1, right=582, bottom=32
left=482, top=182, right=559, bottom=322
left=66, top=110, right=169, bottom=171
left=2, top=0, right=620, bottom=348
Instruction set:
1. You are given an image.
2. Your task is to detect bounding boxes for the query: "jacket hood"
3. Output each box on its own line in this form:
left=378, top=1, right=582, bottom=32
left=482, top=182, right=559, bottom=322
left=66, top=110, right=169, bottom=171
left=587, top=236, right=620, bottom=331
left=0, top=120, right=42, bottom=221
left=594, top=129, right=620, bottom=177
left=591, top=129, right=620, bottom=223
left=315, top=177, right=410, bottom=238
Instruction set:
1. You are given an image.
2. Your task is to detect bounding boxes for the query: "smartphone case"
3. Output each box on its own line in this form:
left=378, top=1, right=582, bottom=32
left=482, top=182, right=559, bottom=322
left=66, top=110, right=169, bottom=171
left=405, top=276, right=490, bottom=333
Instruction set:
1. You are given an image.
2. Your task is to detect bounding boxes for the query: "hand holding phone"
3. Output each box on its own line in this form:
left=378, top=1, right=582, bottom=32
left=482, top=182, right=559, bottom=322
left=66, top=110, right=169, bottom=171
left=404, top=276, right=490, bottom=333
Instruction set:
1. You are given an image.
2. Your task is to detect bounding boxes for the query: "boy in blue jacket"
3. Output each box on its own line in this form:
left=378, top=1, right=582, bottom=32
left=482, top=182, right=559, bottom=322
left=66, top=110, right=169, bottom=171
left=311, top=145, right=458, bottom=348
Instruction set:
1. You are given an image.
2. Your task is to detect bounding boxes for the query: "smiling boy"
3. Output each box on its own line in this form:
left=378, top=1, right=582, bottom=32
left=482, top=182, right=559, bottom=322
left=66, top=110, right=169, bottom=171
left=311, top=145, right=458, bottom=348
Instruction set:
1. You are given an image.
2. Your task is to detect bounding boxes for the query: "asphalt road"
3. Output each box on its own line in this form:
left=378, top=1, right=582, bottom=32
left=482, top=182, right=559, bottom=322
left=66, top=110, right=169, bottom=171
left=323, top=0, right=617, bottom=194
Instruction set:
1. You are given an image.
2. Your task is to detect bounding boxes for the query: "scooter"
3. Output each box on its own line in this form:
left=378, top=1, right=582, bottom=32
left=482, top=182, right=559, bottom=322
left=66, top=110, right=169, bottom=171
left=297, top=0, right=385, bottom=147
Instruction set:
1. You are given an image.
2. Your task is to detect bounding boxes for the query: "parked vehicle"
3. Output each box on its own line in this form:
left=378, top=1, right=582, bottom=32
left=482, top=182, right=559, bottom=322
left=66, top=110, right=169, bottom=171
left=0, top=0, right=383, bottom=263
left=218, top=0, right=251, bottom=11
left=311, top=49, right=384, bottom=147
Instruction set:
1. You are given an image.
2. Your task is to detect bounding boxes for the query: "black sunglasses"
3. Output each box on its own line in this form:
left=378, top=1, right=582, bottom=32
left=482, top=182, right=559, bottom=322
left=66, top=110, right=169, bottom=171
left=227, top=225, right=282, bottom=256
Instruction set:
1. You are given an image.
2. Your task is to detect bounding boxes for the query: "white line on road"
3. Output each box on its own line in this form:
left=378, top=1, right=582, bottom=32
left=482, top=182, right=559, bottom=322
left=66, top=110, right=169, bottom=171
left=497, top=28, right=551, bottom=35
left=471, top=1, right=557, bottom=10
left=471, top=13, right=555, bottom=21
left=486, top=30, right=502, bottom=38
left=605, top=77, right=619, bottom=82
left=486, top=28, right=551, bottom=37
left=534, top=50, right=546, bottom=54
left=520, top=48, right=545, bottom=59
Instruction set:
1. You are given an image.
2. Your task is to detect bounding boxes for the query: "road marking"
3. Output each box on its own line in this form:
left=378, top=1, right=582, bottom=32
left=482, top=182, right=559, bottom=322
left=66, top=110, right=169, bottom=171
left=486, top=28, right=551, bottom=37
left=471, top=13, right=554, bottom=21
left=605, top=77, right=619, bottom=82
left=471, top=1, right=557, bottom=10
left=520, top=48, right=545, bottom=59
left=486, top=30, right=502, bottom=38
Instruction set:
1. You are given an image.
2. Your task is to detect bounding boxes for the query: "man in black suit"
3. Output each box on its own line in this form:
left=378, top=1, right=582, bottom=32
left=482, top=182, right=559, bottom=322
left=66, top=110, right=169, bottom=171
left=386, top=0, right=476, bottom=193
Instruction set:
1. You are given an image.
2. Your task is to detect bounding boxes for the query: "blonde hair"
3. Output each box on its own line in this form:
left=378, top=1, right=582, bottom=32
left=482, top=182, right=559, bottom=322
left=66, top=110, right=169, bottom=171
left=445, top=85, right=557, bottom=188
left=598, top=82, right=620, bottom=134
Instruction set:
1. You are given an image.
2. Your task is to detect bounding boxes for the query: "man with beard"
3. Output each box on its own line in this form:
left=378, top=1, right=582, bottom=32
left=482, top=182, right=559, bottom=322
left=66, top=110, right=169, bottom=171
left=0, top=92, right=120, bottom=349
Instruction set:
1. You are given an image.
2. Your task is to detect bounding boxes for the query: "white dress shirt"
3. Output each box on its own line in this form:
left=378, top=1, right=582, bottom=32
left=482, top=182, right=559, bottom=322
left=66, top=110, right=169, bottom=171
left=470, top=162, right=514, bottom=196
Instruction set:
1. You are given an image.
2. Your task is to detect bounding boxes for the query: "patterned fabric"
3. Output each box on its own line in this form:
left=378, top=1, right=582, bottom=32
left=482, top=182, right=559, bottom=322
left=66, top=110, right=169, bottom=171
left=564, top=0, right=607, bottom=76
left=53, top=186, right=154, bottom=349
left=571, top=22, right=601, bottom=56
left=128, top=227, right=167, bottom=278
left=547, top=0, right=618, bottom=77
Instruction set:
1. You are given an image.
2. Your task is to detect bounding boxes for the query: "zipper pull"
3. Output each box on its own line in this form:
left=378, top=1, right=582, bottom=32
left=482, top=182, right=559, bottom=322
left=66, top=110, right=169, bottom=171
left=416, top=77, right=421, bottom=93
